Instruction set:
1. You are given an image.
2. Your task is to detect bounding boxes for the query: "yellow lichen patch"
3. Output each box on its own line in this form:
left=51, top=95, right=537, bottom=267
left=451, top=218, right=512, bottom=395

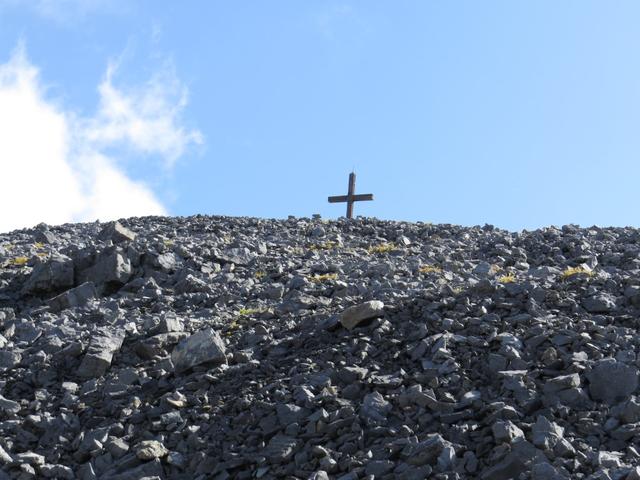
left=310, top=273, right=338, bottom=283
left=34, top=242, right=45, bottom=249
left=10, top=256, right=29, bottom=267
left=163, top=239, right=174, bottom=247
left=498, top=273, right=516, bottom=283
left=367, top=243, right=397, bottom=254
left=289, top=246, right=305, bottom=256
left=561, top=266, right=594, bottom=280
left=419, top=265, right=442, bottom=274
left=309, top=241, right=337, bottom=251
left=238, top=307, right=265, bottom=317
left=254, top=271, right=266, bottom=280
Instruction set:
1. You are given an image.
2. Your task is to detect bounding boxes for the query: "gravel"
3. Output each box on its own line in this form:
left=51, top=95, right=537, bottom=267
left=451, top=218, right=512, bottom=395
left=0, top=216, right=639, bottom=478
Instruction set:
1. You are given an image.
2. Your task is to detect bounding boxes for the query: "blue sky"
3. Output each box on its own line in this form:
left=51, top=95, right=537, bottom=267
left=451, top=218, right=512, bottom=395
left=1, top=1, right=639, bottom=232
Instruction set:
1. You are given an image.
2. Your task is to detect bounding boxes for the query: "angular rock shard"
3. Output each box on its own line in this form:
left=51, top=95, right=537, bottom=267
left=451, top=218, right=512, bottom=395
left=171, top=328, right=227, bottom=372
left=48, top=282, right=97, bottom=312
left=77, top=330, right=125, bottom=378
left=98, top=221, right=137, bottom=244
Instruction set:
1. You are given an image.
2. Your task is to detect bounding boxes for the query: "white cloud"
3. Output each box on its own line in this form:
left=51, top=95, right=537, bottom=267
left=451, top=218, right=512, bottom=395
left=0, top=45, right=202, bottom=233
left=84, top=61, right=203, bottom=169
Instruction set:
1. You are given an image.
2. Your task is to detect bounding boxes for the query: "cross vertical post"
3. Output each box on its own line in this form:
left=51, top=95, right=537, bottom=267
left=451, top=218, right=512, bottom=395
left=346, top=172, right=356, bottom=219
left=328, top=172, right=374, bottom=219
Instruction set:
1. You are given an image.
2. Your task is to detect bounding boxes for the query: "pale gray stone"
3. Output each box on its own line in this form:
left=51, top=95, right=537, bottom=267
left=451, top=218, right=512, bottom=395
left=48, top=281, right=97, bottom=312
left=98, top=221, right=136, bottom=243
left=339, top=300, right=384, bottom=330
left=134, top=440, right=168, bottom=460
left=171, top=327, right=227, bottom=372
left=0, top=394, right=20, bottom=414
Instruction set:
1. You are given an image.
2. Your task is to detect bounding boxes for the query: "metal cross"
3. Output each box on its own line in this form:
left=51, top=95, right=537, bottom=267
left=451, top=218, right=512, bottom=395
left=328, top=172, right=374, bottom=219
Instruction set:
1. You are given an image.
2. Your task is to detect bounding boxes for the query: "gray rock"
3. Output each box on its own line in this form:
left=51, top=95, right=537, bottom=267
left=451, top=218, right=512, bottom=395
left=0, top=445, right=12, bottom=465
left=217, top=247, right=255, bottom=266
left=134, top=332, right=189, bottom=360
left=543, top=373, right=581, bottom=394
left=276, top=403, right=307, bottom=426
left=264, top=434, right=298, bottom=464
left=171, top=327, right=227, bottom=372
left=492, top=420, right=524, bottom=443
left=0, top=350, right=21, bottom=372
left=582, top=293, right=617, bottom=313
left=48, top=281, right=97, bottom=312
left=106, top=438, right=130, bottom=459
left=134, top=440, right=168, bottom=460
left=152, top=312, right=184, bottom=334
left=40, top=464, right=75, bottom=479
left=14, top=451, right=45, bottom=466
left=77, top=330, right=125, bottom=378
left=360, top=391, right=392, bottom=423
left=587, top=358, right=638, bottom=404
left=0, top=394, right=20, bottom=414
left=339, top=300, right=384, bottom=330
left=308, top=471, right=330, bottom=480
left=531, top=462, right=568, bottom=480
left=86, top=249, right=132, bottom=285
left=22, top=254, right=74, bottom=293
left=34, top=228, right=57, bottom=244
left=531, top=416, right=564, bottom=449
left=365, top=460, right=395, bottom=476
left=404, top=434, right=448, bottom=466
left=98, top=221, right=136, bottom=243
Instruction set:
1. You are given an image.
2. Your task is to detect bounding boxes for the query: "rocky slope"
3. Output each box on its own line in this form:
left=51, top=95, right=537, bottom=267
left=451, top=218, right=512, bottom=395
left=0, top=215, right=640, bottom=479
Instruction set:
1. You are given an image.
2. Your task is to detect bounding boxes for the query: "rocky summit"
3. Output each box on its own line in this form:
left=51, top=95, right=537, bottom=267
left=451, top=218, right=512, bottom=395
left=1, top=216, right=640, bottom=480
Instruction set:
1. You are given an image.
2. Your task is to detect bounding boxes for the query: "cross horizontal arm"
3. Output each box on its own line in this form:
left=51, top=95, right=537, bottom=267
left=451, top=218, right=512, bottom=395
left=328, top=194, right=374, bottom=203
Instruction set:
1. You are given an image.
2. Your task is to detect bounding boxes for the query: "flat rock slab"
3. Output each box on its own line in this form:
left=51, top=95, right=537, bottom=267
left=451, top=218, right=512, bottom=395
left=264, top=434, right=298, bottom=464
left=587, top=358, right=638, bottom=405
left=77, top=330, right=125, bottom=378
left=48, top=282, right=97, bottom=313
left=171, top=328, right=227, bottom=372
left=340, top=300, right=384, bottom=330
left=98, top=221, right=136, bottom=243
left=582, top=293, right=617, bottom=313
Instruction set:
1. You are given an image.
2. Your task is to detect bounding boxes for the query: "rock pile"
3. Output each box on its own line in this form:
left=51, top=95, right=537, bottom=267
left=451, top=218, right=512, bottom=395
left=0, top=216, right=640, bottom=479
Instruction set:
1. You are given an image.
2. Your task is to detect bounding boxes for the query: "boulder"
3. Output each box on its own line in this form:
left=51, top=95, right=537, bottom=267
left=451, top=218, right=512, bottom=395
left=587, top=358, right=638, bottom=404
left=134, top=440, right=168, bottom=460
left=171, top=328, right=227, bottom=372
left=77, top=330, right=125, bottom=378
left=22, top=254, right=74, bottom=293
left=340, top=300, right=384, bottom=330
left=48, top=282, right=97, bottom=312
left=98, top=221, right=136, bottom=243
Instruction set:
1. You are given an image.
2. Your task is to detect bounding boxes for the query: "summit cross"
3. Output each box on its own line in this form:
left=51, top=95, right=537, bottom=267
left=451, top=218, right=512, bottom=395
left=328, top=172, right=374, bottom=219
